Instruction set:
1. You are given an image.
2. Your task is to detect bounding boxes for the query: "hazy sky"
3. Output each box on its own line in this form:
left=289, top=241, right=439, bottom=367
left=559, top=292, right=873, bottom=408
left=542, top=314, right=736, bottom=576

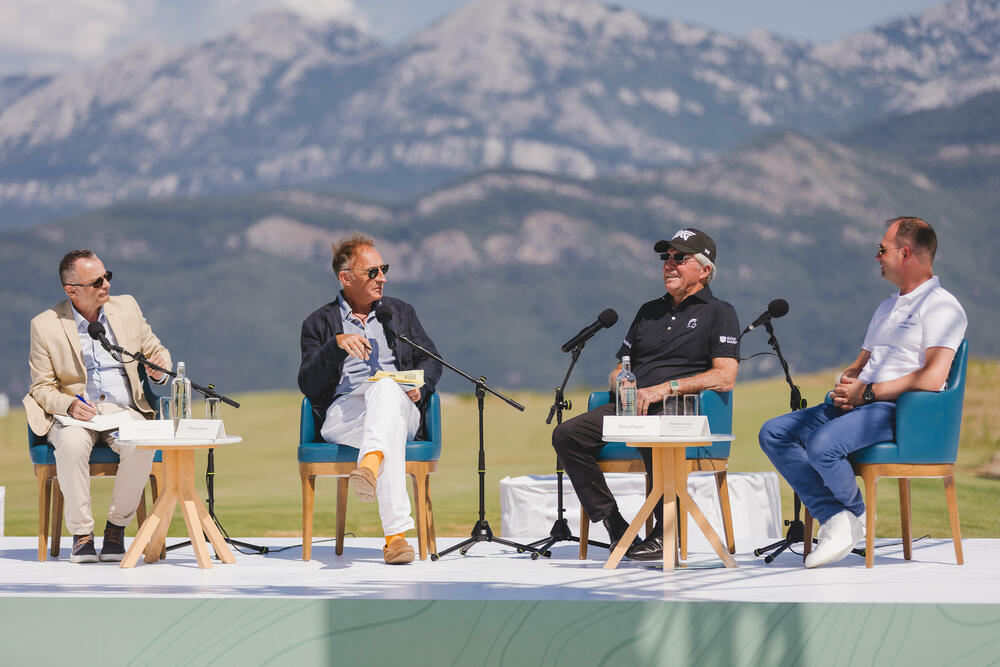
left=0, top=0, right=945, bottom=75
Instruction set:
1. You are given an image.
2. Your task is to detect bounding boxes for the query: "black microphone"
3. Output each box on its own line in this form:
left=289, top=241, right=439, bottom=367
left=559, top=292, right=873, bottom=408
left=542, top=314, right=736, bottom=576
left=560, top=308, right=619, bottom=353
left=375, top=303, right=396, bottom=349
left=87, top=320, right=118, bottom=353
left=742, top=299, right=789, bottom=335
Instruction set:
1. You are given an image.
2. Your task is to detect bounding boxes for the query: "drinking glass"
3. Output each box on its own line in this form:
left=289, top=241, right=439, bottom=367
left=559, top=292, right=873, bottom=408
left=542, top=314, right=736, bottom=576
left=158, top=396, right=174, bottom=421
left=205, top=397, right=221, bottom=420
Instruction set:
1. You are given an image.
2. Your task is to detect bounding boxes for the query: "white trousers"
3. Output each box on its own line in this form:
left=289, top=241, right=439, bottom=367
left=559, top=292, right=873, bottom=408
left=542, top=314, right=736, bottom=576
left=47, top=404, right=155, bottom=535
left=320, top=377, right=420, bottom=535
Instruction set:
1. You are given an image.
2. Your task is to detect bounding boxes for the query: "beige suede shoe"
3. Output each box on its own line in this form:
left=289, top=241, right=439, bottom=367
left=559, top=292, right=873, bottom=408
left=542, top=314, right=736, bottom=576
left=348, top=467, right=377, bottom=503
left=383, top=538, right=415, bottom=564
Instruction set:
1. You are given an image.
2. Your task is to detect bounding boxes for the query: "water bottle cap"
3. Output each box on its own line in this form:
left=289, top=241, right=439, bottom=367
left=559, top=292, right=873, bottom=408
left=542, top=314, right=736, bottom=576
left=177, top=361, right=186, bottom=374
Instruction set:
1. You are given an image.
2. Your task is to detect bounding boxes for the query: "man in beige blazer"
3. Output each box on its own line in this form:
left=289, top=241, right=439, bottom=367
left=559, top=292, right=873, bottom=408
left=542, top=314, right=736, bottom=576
left=25, top=249, right=171, bottom=562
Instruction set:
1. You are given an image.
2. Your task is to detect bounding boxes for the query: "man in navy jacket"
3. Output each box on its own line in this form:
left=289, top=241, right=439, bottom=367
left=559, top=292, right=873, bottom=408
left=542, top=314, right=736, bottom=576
left=298, top=233, right=442, bottom=564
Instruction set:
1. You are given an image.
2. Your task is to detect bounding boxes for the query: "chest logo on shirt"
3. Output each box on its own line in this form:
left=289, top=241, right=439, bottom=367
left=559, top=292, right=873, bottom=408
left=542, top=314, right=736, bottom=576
left=898, top=313, right=918, bottom=330
left=687, top=318, right=698, bottom=329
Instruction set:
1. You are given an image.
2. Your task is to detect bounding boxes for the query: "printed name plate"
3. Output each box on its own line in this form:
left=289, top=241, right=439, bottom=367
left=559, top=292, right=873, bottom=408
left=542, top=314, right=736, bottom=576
left=119, top=419, right=174, bottom=441
left=174, top=419, right=227, bottom=440
left=659, top=415, right=710, bottom=436
left=603, top=416, right=661, bottom=438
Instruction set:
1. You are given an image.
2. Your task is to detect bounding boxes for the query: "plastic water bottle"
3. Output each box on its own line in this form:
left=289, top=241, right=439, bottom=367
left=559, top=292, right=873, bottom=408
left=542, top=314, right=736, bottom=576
left=615, top=356, right=637, bottom=416
left=171, top=361, right=192, bottom=424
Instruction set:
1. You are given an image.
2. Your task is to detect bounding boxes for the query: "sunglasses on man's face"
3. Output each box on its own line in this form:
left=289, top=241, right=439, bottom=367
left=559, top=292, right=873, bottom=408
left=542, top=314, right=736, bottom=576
left=350, top=264, right=389, bottom=280
left=660, top=252, right=690, bottom=264
left=64, top=271, right=113, bottom=288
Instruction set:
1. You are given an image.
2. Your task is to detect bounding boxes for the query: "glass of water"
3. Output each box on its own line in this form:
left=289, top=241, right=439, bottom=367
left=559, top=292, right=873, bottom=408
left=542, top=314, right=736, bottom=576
left=158, top=396, right=174, bottom=421
left=205, top=397, right=221, bottom=420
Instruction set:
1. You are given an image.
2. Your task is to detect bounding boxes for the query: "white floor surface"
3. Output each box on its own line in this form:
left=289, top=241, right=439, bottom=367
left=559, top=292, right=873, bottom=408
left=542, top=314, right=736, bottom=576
left=1, top=536, right=998, bottom=604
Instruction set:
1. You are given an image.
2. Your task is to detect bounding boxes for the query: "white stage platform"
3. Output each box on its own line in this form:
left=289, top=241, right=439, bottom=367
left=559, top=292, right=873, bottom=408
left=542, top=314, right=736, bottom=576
left=1, top=536, right=998, bottom=604
left=3, top=537, right=1000, bottom=666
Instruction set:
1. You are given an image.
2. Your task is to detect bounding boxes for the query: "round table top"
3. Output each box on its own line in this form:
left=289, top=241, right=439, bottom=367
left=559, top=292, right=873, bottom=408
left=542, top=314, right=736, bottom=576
left=115, top=436, right=242, bottom=449
left=603, top=434, right=734, bottom=445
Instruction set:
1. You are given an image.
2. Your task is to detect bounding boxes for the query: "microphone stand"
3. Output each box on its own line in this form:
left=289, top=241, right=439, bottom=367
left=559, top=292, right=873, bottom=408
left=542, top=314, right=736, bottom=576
left=524, top=341, right=610, bottom=556
left=384, top=333, right=543, bottom=561
left=110, top=345, right=267, bottom=556
left=752, top=320, right=811, bottom=563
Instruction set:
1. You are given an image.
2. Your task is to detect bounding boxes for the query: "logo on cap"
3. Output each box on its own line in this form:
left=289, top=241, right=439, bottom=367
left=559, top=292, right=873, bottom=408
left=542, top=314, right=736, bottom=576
left=674, top=229, right=696, bottom=241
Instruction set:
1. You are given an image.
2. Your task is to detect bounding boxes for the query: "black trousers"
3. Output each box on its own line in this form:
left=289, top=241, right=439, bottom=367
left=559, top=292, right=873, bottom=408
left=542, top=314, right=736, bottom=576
left=551, top=401, right=662, bottom=525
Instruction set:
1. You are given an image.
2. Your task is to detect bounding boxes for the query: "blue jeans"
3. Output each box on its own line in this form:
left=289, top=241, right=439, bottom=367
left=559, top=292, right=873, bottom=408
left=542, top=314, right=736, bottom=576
left=758, top=402, right=896, bottom=524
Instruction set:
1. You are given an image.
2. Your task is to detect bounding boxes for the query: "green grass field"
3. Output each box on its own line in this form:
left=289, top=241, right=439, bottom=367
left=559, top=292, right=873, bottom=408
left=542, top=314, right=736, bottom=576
left=3, top=360, right=998, bottom=542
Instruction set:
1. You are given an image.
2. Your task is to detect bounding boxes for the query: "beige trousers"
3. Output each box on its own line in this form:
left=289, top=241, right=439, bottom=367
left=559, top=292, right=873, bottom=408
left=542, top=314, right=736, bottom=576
left=47, top=403, right=155, bottom=535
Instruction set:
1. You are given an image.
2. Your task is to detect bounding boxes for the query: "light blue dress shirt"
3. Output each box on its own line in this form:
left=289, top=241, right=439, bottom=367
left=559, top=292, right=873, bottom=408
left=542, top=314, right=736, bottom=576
left=333, top=295, right=397, bottom=398
left=71, top=303, right=136, bottom=408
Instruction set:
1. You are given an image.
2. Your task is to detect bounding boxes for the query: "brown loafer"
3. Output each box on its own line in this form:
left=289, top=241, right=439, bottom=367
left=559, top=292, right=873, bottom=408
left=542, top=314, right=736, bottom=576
left=349, top=467, right=377, bottom=503
left=383, top=538, right=415, bottom=564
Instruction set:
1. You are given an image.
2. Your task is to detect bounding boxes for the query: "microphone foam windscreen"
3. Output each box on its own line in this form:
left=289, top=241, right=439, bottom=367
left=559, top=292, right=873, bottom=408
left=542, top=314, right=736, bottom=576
left=598, top=308, right=619, bottom=328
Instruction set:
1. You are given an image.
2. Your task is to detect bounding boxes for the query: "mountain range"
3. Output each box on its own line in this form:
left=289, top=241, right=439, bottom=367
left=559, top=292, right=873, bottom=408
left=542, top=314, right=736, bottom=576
left=2, top=0, right=1000, bottom=226
left=1, top=95, right=995, bottom=398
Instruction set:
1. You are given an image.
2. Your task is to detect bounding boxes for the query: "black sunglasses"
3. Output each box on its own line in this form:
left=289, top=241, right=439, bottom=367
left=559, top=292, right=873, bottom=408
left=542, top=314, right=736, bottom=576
left=350, top=264, right=389, bottom=280
left=660, top=252, right=690, bottom=263
left=64, top=270, right=113, bottom=288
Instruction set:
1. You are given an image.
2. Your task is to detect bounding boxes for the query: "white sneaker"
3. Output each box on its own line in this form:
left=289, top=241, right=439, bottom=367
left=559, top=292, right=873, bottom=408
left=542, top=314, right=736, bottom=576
left=804, top=510, right=865, bottom=569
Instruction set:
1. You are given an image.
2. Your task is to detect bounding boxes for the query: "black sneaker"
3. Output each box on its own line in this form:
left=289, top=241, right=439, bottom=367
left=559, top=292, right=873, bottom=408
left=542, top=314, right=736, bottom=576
left=70, top=533, right=98, bottom=563
left=99, top=521, right=126, bottom=562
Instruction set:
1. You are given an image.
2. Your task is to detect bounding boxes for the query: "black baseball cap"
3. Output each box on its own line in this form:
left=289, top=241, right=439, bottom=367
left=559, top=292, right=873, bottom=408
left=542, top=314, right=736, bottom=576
left=654, top=228, right=717, bottom=261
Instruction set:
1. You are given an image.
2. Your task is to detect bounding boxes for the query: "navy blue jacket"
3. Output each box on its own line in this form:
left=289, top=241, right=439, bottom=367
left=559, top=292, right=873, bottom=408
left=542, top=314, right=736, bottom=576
left=298, top=294, right=443, bottom=436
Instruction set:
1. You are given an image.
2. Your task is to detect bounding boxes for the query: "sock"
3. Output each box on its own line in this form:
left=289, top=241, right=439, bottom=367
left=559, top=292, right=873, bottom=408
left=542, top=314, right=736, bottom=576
left=360, top=451, right=383, bottom=477
left=385, top=532, right=406, bottom=546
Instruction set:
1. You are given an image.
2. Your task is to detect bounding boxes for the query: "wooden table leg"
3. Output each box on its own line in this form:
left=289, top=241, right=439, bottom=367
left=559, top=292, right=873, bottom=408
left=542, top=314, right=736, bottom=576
left=144, top=452, right=180, bottom=563
left=678, top=480, right=738, bottom=568
left=195, top=496, right=236, bottom=564
left=604, top=450, right=663, bottom=570
left=177, top=451, right=213, bottom=569
left=661, top=448, right=677, bottom=572
left=122, top=486, right=176, bottom=568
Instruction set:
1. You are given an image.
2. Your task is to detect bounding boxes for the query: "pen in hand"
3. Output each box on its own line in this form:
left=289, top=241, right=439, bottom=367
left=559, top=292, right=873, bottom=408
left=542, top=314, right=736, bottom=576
left=75, top=394, right=93, bottom=407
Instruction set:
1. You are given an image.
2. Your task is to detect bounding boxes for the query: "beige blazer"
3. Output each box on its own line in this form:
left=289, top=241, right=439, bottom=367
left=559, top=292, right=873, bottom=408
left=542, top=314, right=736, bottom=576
left=23, top=294, right=171, bottom=436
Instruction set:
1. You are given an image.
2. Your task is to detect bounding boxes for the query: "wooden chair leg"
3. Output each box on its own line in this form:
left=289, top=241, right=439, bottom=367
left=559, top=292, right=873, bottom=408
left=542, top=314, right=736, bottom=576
left=425, top=473, right=437, bottom=556
left=863, top=470, right=877, bottom=568
left=943, top=474, right=964, bottom=565
left=148, top=471, right=165, bottom=560
left=136, top=490, right=147, bottom=527
left=803, top=509, right=813, bottom=560
left=51, top=479, right=64, bottom=558
left=898, top=478, right=912, bottom=561
left=336, top=477, right=348, bottom=556
left=579, top=508, right=590, bottom=560
left=36, top=468, right=53, bottom=562
left=301, top=471, right=315, bottom=561
left=715, top=470, right=736, bottom=555
left=679, top=480, right=688, bottom=561
left=410, top=465, right=429, bottom=560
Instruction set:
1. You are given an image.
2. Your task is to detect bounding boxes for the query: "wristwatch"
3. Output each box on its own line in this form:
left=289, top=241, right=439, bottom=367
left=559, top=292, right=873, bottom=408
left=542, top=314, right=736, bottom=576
left=863, top=383, right=876, bottom=404
left=668, top=380, right=680, bottom=394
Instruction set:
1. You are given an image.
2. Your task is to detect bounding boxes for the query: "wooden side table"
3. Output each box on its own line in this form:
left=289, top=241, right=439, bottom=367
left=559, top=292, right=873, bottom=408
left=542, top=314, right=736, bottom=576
left=602, top=435, right=737, bottom=573
left=116, top=437, right=242, bottom=569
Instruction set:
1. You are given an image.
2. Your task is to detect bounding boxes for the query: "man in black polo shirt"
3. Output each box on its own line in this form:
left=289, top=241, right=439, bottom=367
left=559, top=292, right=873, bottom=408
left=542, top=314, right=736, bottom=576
left=552, top=228, right=740, bottom=560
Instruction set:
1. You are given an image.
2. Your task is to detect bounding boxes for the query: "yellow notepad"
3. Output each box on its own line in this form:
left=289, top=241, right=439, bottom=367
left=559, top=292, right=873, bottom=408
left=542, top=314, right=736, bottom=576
left=366, top=369, right=425, bottom=389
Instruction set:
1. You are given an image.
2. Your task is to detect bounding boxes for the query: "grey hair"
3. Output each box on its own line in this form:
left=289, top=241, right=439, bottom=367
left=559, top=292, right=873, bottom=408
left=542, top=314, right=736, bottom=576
left=694, top=253, right=716, bottom=284
left=331, top=232, right=376, bottom=275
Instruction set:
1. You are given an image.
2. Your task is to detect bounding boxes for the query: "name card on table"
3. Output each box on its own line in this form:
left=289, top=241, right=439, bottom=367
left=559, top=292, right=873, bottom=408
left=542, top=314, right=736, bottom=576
left=175, top=419, right=227, bottom=440
left=603, top=416, right=661, bottom=438
left=659, top=415, right=710, bottom=436
left=119, top=419, right=175, bottom=441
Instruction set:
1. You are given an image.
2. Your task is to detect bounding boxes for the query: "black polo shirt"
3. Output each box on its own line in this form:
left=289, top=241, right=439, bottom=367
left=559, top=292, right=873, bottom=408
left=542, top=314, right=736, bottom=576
left=616, top=285, right=740, bottom=388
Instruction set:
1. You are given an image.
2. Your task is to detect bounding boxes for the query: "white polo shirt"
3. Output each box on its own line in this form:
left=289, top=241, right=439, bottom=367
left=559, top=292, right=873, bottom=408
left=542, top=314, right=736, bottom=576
left=858, top=276, right=967, bottom=385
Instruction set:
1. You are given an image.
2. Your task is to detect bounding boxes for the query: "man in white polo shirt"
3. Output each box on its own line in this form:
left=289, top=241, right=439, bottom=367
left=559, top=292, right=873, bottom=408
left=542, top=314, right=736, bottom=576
left=759, top=217, right=967, bottom=568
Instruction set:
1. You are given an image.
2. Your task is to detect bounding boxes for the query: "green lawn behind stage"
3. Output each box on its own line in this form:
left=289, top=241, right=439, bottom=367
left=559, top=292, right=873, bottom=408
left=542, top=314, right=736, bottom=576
left=2, top=361, right=999, bottom=543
